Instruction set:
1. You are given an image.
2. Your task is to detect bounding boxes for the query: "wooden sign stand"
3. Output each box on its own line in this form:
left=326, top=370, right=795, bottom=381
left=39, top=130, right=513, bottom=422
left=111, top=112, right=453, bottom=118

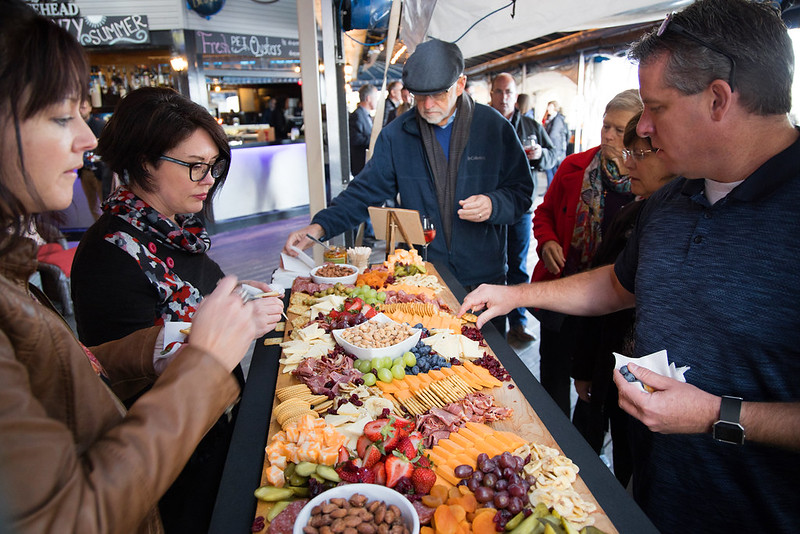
left=367, top=206, right=425, bottom=259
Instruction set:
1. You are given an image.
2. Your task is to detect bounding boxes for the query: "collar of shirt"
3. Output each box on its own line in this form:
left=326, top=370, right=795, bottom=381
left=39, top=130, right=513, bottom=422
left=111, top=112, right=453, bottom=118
left=681, top=126, right=800, bottom=204
left=437, top=109, right=457, bottom=129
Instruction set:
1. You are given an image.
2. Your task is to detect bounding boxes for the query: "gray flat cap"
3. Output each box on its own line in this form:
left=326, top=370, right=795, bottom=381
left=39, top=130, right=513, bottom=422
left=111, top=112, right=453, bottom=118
left=402, top=39, right=464, bottom=95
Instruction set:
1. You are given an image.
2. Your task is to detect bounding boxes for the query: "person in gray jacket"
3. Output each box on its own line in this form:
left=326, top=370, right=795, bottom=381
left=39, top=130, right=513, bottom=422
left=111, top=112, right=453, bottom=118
left=285, top=39, right=533, bottom=334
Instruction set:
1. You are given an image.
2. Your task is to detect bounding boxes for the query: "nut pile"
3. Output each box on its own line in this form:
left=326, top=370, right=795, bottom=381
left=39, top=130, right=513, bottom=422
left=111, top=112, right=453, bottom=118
left=339, top=321, right=416, bottom=348
left=316, top=263, right=357, bottom=278
left=303, top=494, right=410, bottom=534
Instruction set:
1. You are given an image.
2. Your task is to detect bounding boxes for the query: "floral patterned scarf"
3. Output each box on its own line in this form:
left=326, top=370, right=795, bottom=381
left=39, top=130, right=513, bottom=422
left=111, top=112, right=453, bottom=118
left=104, top=187, right=210, bottom=253
left=103, top=187, right=210, bottom=324
left=566, top=151, right=630, bottom=275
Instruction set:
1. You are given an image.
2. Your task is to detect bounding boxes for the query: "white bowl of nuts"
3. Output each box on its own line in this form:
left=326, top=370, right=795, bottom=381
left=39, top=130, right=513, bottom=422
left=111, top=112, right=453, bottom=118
left=293, top=484, right=419, bottom=534
left=332, top=314, right=421, bottom=361
left=311, top=263, right=359, bottom=285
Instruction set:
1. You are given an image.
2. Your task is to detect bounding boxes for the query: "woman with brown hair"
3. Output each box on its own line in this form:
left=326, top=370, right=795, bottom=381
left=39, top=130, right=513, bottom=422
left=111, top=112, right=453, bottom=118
left=0, top=2, right=259, bottom=532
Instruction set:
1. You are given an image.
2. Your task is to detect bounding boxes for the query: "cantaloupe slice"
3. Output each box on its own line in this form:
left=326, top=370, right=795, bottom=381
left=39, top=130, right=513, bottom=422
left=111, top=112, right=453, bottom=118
left=448, top=432, right=472, bottom=449
left=464, top=422, right=493, bottom=436
left=437, top=439, right=461, bottom=454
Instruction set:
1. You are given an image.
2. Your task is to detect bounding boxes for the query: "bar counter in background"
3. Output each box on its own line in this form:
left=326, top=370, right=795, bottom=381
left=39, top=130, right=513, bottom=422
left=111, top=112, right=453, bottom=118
left=56, top=139, right=310, bottom=235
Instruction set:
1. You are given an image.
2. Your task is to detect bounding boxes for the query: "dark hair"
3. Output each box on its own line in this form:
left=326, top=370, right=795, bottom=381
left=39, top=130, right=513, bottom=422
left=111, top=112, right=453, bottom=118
left=97, top=87, right=230, bottom=219
left=359, top=84, right=377, bottom=102
left=387, top=81, right=402, bottom=92
left=623, top=111, right=648, bottom=148
left=629, top=0, right=793, bottom=115
left=0, top=0, right=89, bottom=254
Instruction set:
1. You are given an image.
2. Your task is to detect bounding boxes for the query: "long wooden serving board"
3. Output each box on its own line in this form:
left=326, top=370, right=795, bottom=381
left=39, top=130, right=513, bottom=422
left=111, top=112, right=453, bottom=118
left=253, top=264, right=617, bottom=533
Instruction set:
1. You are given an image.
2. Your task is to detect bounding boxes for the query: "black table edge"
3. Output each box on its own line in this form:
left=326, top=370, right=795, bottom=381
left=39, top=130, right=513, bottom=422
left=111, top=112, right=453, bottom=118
left=210, top=269, right=658, bottom=533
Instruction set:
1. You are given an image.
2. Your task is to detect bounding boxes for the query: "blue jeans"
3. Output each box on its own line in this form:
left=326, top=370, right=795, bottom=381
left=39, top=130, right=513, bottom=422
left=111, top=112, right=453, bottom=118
left=545, top=167, right=557, bottom=190
left=506, top=212, right=532, bottom=328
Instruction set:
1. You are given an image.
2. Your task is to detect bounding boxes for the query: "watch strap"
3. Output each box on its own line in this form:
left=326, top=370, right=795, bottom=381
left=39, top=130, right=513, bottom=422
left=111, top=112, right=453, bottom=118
left=719, top=395, right=743, bottom=423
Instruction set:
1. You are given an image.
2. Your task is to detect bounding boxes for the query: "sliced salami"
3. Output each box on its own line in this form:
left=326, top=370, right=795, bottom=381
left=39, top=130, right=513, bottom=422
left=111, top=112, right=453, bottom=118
left=268, top=499, right=309, bottom=534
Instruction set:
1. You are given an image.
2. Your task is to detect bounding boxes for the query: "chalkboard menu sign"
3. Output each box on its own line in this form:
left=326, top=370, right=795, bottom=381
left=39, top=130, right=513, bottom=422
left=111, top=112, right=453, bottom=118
left=55, top=15, right=150, bottom=46
left=195, top=30, right=300, bottom=60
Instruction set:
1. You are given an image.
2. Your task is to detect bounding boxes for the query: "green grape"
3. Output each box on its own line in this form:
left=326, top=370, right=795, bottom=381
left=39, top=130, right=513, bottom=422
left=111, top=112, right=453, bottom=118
left=402, top=352, right=416, bottom=367
left=391, top=364, right=406, bottom=380
left=362, top=372, right=377, bottom=386
left=377, top=368, right=393, bottom=383
left=367, top=288, right=378, bottom=300
left=355, top=359, right=371, bottom=373
left=392, top=357, right=404, bottom=368
left=377, top=292, right=387, bottom=302
left=380, top=356, right=393, bottom=369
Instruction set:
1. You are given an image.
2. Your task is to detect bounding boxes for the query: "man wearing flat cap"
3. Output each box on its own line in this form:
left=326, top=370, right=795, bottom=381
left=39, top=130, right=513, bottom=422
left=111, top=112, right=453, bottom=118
left=284, top=39, right=533, bottom=333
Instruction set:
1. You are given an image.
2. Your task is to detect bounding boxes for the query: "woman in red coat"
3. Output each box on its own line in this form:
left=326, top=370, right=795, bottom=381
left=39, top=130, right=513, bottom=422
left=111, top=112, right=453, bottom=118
left=531, top=89, right=642, bottom=415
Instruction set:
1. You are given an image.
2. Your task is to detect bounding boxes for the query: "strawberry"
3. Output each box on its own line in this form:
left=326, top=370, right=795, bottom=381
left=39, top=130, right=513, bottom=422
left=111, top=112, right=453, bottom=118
left=395, top=437, right=418, bottom=460
left=337, top=445, right=350, bottom=464
left=385, top=453, right=415, bottom=488
left=393, top=415, right=415, bottom=432
left=407, top=431, right=424, bottom=450
left=371, top=461, right=387, bottom=486
left=357, top=467, right=376, bottom=484
left=414, top=454, right=433, bottom=468
left=362, top=443, right=383, bottom=469
left=335, top=460, right=360, bottom=483
left=363, top=419, right=389, bottom=442
left=411, top=466, right=437, bottom=495
left=356, top=435, right=372, bottom=457
left=362, top=304, right=378, bottom=319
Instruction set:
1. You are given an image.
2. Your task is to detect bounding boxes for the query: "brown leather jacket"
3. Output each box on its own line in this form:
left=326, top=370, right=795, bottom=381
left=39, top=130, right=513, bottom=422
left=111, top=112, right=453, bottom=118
left=0, top=239, right=240, bottom=533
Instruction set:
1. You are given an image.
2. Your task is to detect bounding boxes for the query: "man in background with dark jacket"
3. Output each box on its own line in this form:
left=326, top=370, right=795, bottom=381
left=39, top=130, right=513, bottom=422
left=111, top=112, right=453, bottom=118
left=349, top=84, right=378, bottom=176
left=490, top=73, right=557, bottom=343
left=285, top=39, right=533, bottom=335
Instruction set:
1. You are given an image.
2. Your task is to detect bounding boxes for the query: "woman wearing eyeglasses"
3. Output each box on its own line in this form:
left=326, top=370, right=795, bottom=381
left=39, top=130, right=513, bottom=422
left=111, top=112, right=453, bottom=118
left=570, top=111, right=676, bottom=486
left=71, top=87, right=284, bottom=533
left=531, top=89, right=642, bottom=416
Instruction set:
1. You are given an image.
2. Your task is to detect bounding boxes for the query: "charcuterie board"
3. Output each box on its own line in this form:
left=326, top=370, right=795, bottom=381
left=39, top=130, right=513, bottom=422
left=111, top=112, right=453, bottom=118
left=252, top=261, right=619, bottom=534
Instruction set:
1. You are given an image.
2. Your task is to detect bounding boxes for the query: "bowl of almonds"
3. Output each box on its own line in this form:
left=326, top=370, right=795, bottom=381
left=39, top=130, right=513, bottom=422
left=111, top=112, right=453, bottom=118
left=293, top=484, right=420, bottom=534
left=332, top=314, right=421, bottom=362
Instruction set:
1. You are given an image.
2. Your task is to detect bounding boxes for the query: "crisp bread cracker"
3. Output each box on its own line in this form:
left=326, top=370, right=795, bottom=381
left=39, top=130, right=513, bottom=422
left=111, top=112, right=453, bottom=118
left=263, top=337, right=283, bottom=346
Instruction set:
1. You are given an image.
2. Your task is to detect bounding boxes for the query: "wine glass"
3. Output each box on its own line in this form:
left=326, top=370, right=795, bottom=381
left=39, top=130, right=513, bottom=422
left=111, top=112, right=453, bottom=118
left=421, top=215, right=436, bottom=262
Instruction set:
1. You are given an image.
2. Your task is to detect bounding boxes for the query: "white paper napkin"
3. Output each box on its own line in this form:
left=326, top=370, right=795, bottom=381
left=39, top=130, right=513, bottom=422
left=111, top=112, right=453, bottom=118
left=272, top=248, right=316, bottom=289
left=156, top=321, right=192, bottom=363
left=613, top=349, right=691, bottom=392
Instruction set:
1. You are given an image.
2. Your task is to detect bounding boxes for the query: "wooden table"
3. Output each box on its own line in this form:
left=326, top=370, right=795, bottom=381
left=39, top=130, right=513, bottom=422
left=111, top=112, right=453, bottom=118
left=208, top=263, right=658, bottom=534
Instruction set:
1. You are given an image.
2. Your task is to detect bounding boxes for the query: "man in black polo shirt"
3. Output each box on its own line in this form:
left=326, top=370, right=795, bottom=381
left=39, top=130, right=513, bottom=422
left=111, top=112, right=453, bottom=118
left=460, top=0, right=800, bottom=531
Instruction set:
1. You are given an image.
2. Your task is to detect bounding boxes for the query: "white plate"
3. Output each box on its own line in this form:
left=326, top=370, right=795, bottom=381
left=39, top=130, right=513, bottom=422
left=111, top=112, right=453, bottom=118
left=292, top=484, right=420, bottom=534
left=332, top=314, right=421, bottom=362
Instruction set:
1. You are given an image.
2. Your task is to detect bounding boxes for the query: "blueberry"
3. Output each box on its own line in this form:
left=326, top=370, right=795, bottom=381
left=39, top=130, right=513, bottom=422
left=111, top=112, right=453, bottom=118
left=412, top=365, right=420, bottom=374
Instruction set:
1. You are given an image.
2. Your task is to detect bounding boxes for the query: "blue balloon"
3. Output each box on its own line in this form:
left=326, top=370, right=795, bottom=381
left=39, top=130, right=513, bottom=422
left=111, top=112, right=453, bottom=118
left=187, top=0, right=226, bottom=19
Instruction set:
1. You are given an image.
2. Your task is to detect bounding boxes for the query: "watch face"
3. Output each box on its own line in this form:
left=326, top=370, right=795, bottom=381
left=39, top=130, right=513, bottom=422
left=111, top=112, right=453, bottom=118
left=713, top=422, right=745, bottom=445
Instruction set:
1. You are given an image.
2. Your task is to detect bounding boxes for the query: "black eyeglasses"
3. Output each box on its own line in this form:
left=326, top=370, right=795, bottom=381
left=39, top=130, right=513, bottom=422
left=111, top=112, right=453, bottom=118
left=622, top=148, right=657, bottom=162
left=159, top=155, right=228, bottom=182
left=657, top=12, right=736, bottom=92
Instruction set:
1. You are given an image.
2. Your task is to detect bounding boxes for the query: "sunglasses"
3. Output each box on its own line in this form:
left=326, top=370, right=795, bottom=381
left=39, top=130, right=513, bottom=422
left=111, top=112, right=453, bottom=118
left=657, top=12, right=736, bottom=91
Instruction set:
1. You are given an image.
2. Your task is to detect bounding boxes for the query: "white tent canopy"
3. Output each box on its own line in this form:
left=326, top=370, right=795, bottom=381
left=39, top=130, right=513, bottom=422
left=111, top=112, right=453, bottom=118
left=405, top=0, right=692, bottom=59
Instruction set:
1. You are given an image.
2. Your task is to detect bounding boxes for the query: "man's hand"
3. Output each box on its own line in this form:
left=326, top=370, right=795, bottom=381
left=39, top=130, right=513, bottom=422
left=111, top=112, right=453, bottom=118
left=541, top=240, right=565, bottom=275
left=458, top=284, right=517, bottom=329
left=527, top=143, right=543, bottom=160
left=283, top=223, right=324, bottom=256
left=458, top=194, right=493, bottom=223
left=614, top=362, right=720, bottom=434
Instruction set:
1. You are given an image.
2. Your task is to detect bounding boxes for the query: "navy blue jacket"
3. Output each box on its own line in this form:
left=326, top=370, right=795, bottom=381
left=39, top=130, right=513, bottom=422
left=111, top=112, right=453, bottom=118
left=314, top=103, right=533, bottom=287
left=348, top=105, right=373, bottom=175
